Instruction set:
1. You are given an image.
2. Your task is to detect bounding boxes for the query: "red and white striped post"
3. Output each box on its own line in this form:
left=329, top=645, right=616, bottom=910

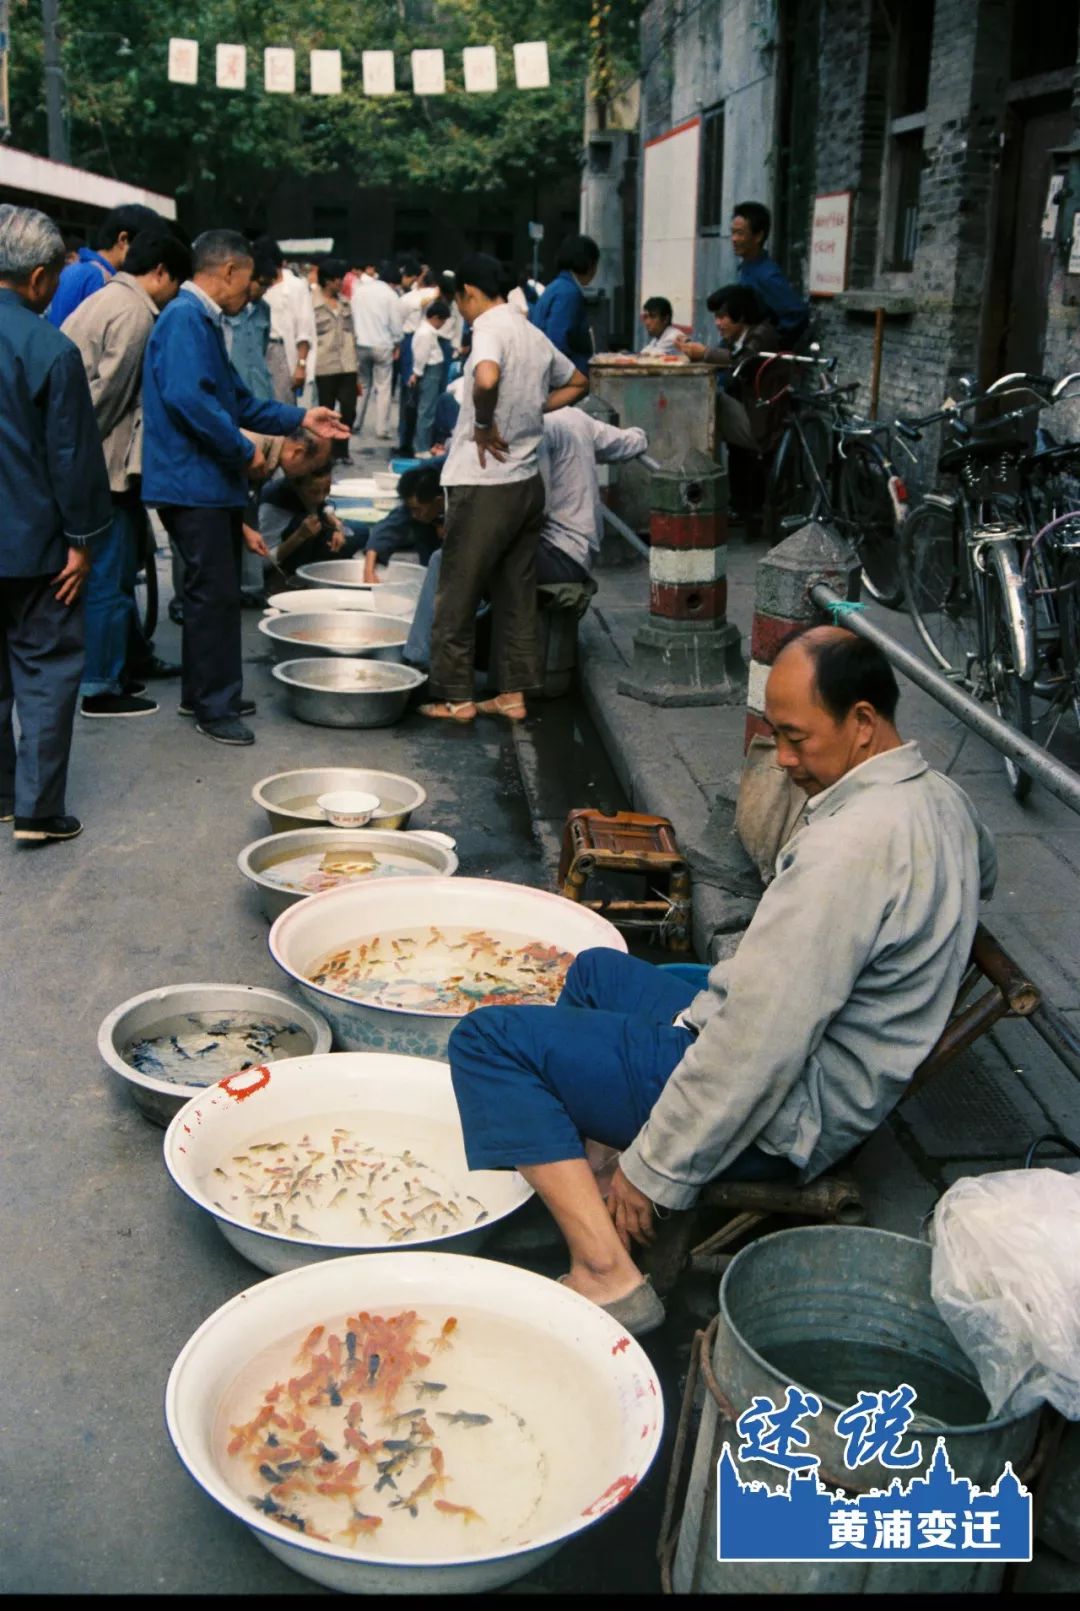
left=745, top=521, right=862, bottom=747
left=619, top=450, right=745, bottom=706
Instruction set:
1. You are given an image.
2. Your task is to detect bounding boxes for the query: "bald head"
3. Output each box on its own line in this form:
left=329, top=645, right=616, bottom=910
left=765, top=626, right=902, bottom=796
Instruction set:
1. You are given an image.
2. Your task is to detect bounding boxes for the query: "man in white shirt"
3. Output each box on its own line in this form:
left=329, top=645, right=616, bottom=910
left=396, top=264, right=438, bottom=453
left=639, top=296, right=683, bottom=356
left=350, top=261, right=403, bottom=439
left=419, top=252, right=589, bottom=724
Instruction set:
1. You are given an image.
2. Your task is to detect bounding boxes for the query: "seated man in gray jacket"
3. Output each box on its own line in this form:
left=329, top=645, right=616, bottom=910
left=447, top=627, right=996, bottom=1335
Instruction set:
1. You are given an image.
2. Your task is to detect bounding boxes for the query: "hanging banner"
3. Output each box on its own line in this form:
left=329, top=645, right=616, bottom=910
left=463, top=45, right=498, bottom=93
left=167, top=38, right=199, bottom=86
left=310, top=49, right=342, bottom=95
left=216, top=44, right=246, bottom=90
left=264, top=47, right=296, bottom=94
left=411, top=49, right=445, bottom=95
left=362, top=49, right=395, bottom=96
left=513, top=40, right=550, bottom=89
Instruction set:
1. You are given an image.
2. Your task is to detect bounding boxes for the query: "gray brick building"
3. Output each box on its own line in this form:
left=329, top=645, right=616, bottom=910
left=618, top=0, right=1080, bottom=448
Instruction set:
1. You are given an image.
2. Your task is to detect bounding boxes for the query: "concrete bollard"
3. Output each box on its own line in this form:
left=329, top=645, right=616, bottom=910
left=745, top=521, right=862, bottom=748
left=619, top=449, right=746, bottom=707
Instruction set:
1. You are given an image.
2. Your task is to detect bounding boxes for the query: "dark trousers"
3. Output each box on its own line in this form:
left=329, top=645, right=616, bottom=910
left=430, top=475, right=545, bottom=701
left=0, top=575, right=85, bottom=819
left=316, top=372, right=358, bottom=457
left=158, top=506, right=244, bottom=723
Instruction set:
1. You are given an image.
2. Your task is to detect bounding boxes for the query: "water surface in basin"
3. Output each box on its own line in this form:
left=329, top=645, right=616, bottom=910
left=261, top=848, right=434, bottom=895
left=122, top=1014, right=310, bottom=1086
left=202, top=1111, right=490, bottom=1245
left=215, top=1302, right=617, bottom=1557
left=285, top=625, right=404, bottom=647
left=306, top=926, right=574, bottom=1013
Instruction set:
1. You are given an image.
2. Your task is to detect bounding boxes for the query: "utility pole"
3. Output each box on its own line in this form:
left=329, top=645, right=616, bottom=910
left=41, top=0, right=70, bottom=163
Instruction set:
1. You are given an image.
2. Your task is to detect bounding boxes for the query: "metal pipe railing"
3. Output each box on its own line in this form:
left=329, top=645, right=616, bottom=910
left=601, top=504, right=650, bottom=560
left=809, top=582, right=1080, bottom=820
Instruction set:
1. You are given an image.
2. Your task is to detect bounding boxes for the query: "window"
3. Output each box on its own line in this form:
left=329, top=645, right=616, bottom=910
left=699, top=103, right=725, bottom=234
left=1010, top=0, right=1080, bottom=82
left=882, top=0, right=934, bottom=271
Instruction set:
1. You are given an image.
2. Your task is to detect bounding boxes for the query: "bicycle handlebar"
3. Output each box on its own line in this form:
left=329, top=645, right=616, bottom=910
left=755, top=350, right=838, bottom=372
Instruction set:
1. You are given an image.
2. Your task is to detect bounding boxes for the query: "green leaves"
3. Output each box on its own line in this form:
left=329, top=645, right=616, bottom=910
left=7, top=0, right=640, bottom=220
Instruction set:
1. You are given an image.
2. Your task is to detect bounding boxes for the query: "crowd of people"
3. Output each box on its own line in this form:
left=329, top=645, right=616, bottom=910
left=0, top=189, right=805, bottom=842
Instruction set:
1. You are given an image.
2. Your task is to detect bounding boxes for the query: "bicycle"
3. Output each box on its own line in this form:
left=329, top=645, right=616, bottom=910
left=896, top=371, right=1080, bottom=801
left=754, top=349, right=908, bottom=607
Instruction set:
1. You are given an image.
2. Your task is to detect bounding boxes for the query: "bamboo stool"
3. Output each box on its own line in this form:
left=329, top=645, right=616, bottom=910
left=557, top=809, right=692, bottom=952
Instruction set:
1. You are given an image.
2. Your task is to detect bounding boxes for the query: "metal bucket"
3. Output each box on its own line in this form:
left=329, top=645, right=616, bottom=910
left=666, top=1226, right=1042, bottom=1594
left=1038, top=1420, right=1080, bottom=1563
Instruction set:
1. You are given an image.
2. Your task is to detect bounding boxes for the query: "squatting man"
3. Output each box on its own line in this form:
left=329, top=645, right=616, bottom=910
left=447, top=628, right=996, bottom=1336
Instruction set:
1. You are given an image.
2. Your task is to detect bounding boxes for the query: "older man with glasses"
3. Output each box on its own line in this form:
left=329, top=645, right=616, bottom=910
left=0, top=205, right=112, bottom=844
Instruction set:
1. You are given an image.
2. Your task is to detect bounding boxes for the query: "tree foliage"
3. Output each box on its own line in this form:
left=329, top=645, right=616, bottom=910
left=7, top=0, right=642, bottom=221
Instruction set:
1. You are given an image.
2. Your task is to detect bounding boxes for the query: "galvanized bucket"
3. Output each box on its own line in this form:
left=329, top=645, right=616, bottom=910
left=663, top=1226, right=1043, bottom=1594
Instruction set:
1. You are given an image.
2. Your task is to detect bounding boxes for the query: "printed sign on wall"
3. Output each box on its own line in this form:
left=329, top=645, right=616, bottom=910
left=808, top=191, right=852, bottom=297
left=463, top=45, right=498, bottom=92
left=264, top=47, right=296, bottom=94
left=411, top=49, right=446, bottom=95
left=216, top=44, right=246, bottom=90
left=310, top=50, right=342, bottom=96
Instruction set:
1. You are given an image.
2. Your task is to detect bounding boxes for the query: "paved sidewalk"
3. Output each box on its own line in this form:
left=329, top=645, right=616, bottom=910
left=577, top=537, right=1080, bottom=1242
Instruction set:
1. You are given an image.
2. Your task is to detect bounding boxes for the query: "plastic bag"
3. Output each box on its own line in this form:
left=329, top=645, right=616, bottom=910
left=929, top=1168, right=1080, bottom=1421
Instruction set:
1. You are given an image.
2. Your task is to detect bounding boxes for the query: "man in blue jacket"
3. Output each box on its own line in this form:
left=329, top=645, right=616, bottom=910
left=141, top=229, right=348, bottom=745
left=46, top=203, right=162, bottom=329
left=731, top=201, right=809, bottom=345
left=0, top=205, right=112, bottom=844
left=529, top=234, right=599, bottom=375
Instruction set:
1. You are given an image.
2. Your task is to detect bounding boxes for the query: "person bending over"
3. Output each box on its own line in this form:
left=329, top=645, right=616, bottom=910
left=260, top=466, right=364, bottom=579
left=363, top=464, right=444, bottom=583
left=447, top=629, right=996, bottom=1334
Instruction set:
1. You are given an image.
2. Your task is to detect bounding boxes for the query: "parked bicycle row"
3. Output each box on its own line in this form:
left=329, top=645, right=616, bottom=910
left=739, top=349, right=1080, bottom=801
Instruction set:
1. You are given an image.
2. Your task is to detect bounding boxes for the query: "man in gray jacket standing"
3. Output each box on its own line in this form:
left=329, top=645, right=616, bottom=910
left=62, top=228, right=192, bottom=717
left=0, top=206, right=112, bottom=843
left=447, top=628, right=997, bottom=1334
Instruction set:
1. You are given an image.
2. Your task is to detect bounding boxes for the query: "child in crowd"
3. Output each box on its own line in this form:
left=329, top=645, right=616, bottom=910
left=409, top=298, right=451, bottom=455
left=259, top=466, right=366, bottom=582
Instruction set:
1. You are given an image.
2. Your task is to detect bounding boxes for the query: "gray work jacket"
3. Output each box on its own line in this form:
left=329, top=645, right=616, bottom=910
left=61, top=272, right=159, bottom=492
left=619, top=744, right=997, bottom=1208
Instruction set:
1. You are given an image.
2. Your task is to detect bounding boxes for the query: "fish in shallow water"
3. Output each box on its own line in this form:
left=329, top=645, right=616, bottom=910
left=436, top=1410, right=492, bottom=1428
left=412, top=1379, right=447, bottom=1400
left=434, top=1498, right=484, bottom=1523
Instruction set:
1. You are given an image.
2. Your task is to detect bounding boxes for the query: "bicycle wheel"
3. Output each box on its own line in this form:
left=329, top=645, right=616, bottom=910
left=983, top=568, right=1033, bottom=802
left=900, top=500, right=978, bottom=675
left=763, top=413, right=830, bottom=544
left=837, top=442, right=903, bottom=608
left=134, top=525, right=160, bottom=642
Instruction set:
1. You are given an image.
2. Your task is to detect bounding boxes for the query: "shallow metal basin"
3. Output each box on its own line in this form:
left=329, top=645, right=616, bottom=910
left=251, top=767, right=428, bottom=834
left=296, top=559, right=425, bottom=591
left=258, top=612, right=408, bottom=664
left=97, top=983, right=332, bottom=1127
left=271, top=658, right=426, bottom=728
left=238, top=827, right=459, bottom=921
left=264, top=587, right=416, bottom=619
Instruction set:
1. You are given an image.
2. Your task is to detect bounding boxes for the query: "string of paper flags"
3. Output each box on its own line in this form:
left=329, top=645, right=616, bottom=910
left=166, top=39, right=551, bottom=95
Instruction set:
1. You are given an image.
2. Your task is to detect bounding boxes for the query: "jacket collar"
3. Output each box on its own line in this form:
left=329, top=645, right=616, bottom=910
left=79, top=246, right=115, bottom=276
left=805, top=741, right=928, bottom=819
left=180, top=280, right=226, bottom=329
left=112, top=271, right=161, bottom=318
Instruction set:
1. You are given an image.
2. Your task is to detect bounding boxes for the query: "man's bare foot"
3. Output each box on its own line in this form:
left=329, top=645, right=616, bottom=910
left=559, top=1263, right=644, bottom=1306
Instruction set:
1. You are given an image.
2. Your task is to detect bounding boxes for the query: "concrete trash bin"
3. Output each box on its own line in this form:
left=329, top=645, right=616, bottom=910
left=534, top=579, right=596, bottom=700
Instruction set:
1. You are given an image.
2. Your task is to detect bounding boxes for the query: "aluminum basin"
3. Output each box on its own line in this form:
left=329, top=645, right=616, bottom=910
left=265, top=587, right=416, bottom=619
left=268, top=876, right=628, bottom=1058
left=296, top=559, right=425, bottom=592
left=163, top=1052, right=532, bottom=1272
left=165, top=1251, right=663, bottom=1593
left=97, top=982, right=332, bottom=1127
left=271, top=659, right=426, bottom=728
left=259, top=612, right=408, bottom=665
left=238, top=827, right=459, bottom=922
left=252, top=768, right=428, bottom=835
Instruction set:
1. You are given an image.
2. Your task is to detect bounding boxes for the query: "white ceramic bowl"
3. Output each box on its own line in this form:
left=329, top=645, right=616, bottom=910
left=163, top=1052, right=533, bottom=1272
left=265, top=588, right=416, bottom=620
left=165, top=1252, right=664, bottom=1593
left=316, top=790, right=381, bottom=828
left=268, top=877, right=628, bottom=1058
left=97, top=983, right=332, bottom=1127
